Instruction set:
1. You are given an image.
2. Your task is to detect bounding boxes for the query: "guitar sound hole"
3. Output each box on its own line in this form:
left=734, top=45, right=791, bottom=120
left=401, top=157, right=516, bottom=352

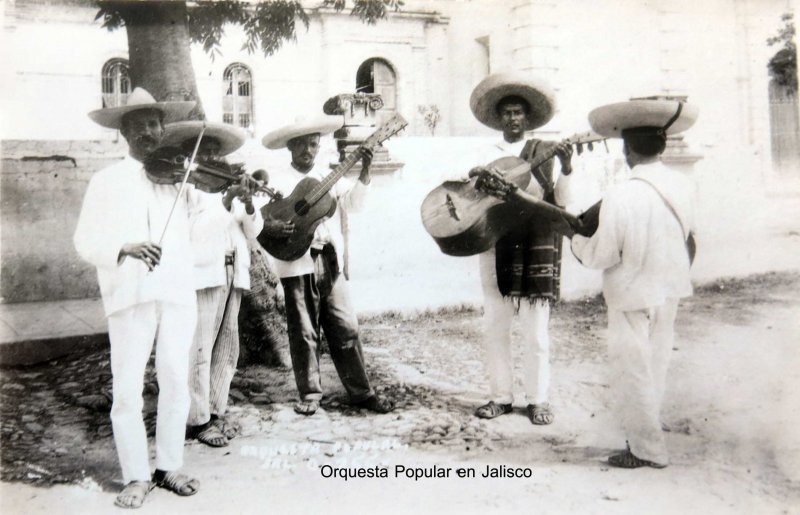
left=295, top=200, right=310, bottom=216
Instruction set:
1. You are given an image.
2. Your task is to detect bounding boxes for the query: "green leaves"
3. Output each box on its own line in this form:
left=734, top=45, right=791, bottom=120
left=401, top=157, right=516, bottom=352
left=324, top=0, right=404, bottom=25
left=242, top=1, right=310, bottom=56
left=96, top=0, right=398, bottom=58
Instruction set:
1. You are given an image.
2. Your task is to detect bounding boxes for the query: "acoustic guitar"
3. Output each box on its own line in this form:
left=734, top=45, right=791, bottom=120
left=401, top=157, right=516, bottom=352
left=420, top=132, right=604, bottom=257
left=257, top=114, right=408, bottom=262
left=476, top=172, right=696, bottom=264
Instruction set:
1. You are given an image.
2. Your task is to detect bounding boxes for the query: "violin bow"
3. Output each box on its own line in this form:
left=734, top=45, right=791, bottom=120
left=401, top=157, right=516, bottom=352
left=156, top=123, right=207, bottom=247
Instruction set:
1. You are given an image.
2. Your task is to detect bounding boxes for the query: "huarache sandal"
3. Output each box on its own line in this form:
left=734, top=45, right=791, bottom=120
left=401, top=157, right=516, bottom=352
left=213, top=416, right=239, bottom=440
left=474, top=401, right=513, bottom=419
left=352, top=395, right=395, bottom=414
left=607, top=450, right=667, bottom=469
left=114, top=480, right=153, bottom=509
left=294, top=399, right=320, bottom=416
left=196, top=423, right=228, bottom=447
left=152, top=470, right=200, bottom=496
left=527, top=403, right=555, bottom=425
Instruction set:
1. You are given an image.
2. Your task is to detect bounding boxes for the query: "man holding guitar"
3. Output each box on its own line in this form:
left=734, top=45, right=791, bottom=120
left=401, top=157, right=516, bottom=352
left=258, top=116, right=395, bottom=416
left=463, top=73, right=575, bottom=425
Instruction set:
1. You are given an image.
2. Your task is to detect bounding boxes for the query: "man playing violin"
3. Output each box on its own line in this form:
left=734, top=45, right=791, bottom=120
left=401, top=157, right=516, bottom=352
left=463, top=73, right=574, bottom=425
left=258, top=116, right=394, bottom=416
left=160, top=121, right=263, bottom=448
left=75, top=88, right=247, bottom=508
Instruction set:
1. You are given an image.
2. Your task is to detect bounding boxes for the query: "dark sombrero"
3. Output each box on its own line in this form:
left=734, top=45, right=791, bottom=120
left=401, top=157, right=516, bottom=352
left=469, top=72, right=557, bottom=131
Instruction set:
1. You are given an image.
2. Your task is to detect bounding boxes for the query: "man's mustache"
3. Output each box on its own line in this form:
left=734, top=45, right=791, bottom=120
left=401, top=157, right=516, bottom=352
left=137, top=135, right=158, bottom=146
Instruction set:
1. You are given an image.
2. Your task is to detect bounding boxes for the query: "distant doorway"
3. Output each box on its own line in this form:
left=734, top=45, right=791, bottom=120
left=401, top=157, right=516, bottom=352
left=356, top=58, right=396, bottom=125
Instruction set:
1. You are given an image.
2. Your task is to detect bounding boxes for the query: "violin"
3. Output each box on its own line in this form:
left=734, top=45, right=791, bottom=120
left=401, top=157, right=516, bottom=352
left=143, top=146, right=282, bottom=199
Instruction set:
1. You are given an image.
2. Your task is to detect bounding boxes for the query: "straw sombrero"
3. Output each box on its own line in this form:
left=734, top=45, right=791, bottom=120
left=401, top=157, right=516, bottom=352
left=589, top=99, right=699, bottom=138
left=469, top=72, right=557, bottom=131
left=88, top=87, right=196, bottom=130
left=261, top=115, right=343, bottom=150
left=162, top=121, right=246, bottom=157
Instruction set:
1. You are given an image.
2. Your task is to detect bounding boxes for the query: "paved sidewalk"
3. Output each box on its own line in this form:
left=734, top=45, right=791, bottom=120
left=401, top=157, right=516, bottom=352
left=0, top=298, right=107, bottom=366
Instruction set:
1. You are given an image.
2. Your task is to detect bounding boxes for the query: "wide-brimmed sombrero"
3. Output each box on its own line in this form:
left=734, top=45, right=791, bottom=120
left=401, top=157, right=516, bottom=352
left=88, top=87, right=196, bottom=130
left=162, top=121, right=246, bottom=157
left=588, top=99, right=699, bottom=138
left=469, top=72, right=557, bottom=131
left=261, top=115, right=343, bottom=150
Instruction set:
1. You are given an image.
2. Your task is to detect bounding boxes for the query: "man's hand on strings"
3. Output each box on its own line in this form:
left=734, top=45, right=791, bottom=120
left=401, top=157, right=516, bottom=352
left=554, top=141, right=574, bottom=175
left=262, top=214, right=295, bottom=238
left=120, top=242, right=162, bottom=271
left=224, top=174, right=257, bottom=214
left=357, top=147, right=373, bottom=184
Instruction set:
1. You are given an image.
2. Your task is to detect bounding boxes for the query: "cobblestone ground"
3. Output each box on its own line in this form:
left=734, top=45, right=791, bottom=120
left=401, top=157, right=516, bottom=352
left=0, top=291, right=608, bottom=490
left=2, top=272, right=797, bottom=504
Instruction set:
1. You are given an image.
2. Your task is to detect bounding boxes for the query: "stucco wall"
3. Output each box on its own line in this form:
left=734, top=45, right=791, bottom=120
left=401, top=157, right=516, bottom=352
left=1, top=140, right=126, bottom=302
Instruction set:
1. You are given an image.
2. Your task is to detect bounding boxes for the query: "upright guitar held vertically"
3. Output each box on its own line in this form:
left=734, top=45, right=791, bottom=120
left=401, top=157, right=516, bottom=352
left=257, top=114, right=408, bottom=261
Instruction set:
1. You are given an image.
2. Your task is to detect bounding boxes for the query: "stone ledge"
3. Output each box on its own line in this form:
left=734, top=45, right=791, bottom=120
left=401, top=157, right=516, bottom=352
left=0, top=333, right=108, bottom=367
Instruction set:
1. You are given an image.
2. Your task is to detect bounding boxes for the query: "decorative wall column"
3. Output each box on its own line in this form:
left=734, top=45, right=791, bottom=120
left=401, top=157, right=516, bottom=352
left=322, top=92, right=404, bottom=174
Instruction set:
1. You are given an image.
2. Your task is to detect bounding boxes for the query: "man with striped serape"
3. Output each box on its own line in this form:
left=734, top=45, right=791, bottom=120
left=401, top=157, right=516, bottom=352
left=465, top=73, right=574, bottom=425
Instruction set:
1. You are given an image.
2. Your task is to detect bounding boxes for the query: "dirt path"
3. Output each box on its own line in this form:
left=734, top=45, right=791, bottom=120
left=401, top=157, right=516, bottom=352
left=2, top=272, right=799, bottom=514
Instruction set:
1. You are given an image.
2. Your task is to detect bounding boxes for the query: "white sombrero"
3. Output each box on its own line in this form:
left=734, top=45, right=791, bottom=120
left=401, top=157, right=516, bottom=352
left=162, top=121, right=246, bottom=157
left=88, top=87, right=196, bottom=130
left=261, top=115, right=343, bottom=150
left=589, top=99, right=699, bottom=138
left=469, top=72, right=557, bottom=131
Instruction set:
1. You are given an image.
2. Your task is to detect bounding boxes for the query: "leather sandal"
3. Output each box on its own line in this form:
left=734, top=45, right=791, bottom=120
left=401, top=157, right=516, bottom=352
left=294, top=399, right=320, bottom=416
left=152, top=470, right=200, bottom=496
left=352, top=394, right=395, bottom=414
left=527, top=403, right=554, bottom=425
left=213, top=416, right=239, bottom=440
left=474, top=401, right=513, bottom=419
left=608, top=450, right=667, bottom=469
left=197, top=423, right=228, bottom=447
left=114, top=480, right=153, bottom=509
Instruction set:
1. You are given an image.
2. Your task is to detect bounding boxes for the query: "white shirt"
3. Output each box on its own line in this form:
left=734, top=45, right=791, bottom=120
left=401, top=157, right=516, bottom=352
left=571, top=160, right=696, bottom=311
left=190, top=191, right=263, bottom=291
left=260, top=160, right=369, bottom=279
left=73, top=156, right=200, bottom=316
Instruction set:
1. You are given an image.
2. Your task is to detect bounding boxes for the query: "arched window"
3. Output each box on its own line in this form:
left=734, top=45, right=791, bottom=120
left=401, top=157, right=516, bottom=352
left=356, top=58, right=397, bottom=124
left=101, top=58, right=130, bottom=108
left=223, top=63, right=254, bottom=130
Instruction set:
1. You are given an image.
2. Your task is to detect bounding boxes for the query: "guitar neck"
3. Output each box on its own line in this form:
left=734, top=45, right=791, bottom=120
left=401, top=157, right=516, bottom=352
left=306, top=140, right=375, bottom=205
left=526, top=132, right=600, bottom=170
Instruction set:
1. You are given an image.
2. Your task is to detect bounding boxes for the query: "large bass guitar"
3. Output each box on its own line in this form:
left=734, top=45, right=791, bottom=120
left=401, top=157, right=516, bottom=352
left=257, top=114, right=408, bottom=261
left=420, top=132, right=605, bottom=256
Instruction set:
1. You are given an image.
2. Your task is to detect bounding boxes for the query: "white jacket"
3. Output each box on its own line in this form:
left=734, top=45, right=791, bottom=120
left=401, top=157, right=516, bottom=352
left=571, top=161, right=696, bottom=311
left=190, top=191, right=263, bottom=291
left=260, top=161, right=369, bottom=279
left=73, top=156, right=200, bottom=316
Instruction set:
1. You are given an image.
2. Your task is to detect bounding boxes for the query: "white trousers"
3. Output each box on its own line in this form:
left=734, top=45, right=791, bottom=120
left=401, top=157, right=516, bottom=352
left=188, top=266, right=242, bottom=426
left=107, top=301, right=196, bottom=483
left=607, top=299, right=678, bottom=466
left=479, top=249, right=551, bottom=405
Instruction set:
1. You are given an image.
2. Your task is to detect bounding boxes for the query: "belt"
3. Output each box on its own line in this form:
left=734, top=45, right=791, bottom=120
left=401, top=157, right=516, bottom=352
left=224, top=252, right=235, bottom=266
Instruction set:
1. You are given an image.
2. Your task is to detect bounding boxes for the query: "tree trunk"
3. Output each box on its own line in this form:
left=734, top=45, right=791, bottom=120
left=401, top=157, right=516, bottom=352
left=119, top=1, right=289, bottom=367
left=121, top=1, right=203, bottom=117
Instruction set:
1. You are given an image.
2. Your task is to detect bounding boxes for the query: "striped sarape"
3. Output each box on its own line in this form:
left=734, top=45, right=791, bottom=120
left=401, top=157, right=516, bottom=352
left=494, top=139, right=563, bottom=303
